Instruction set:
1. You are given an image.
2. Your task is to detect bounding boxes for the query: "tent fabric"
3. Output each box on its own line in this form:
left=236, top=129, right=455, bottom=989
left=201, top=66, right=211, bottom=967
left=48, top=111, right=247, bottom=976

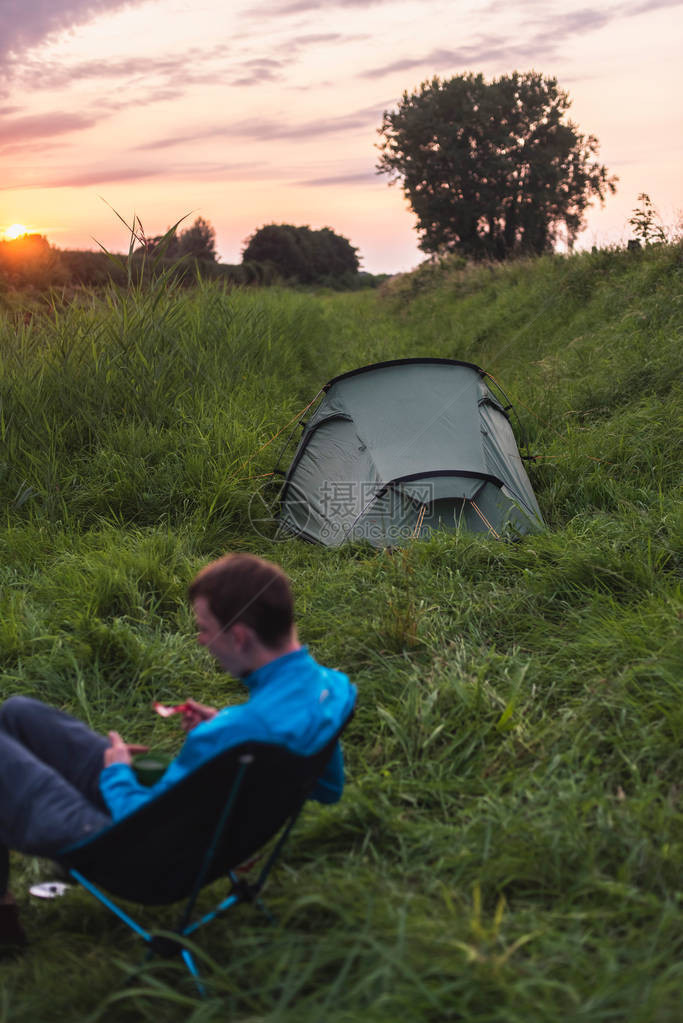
left=278, top=359, right=544, bottom=547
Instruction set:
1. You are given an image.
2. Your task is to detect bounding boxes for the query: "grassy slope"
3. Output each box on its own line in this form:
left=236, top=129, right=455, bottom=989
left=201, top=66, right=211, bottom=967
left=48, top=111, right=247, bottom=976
left=0, top=244, right=681, bottom=1021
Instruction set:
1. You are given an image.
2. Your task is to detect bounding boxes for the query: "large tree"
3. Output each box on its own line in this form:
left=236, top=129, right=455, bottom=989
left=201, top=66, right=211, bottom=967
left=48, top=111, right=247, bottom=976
left=377, top=71, right=617, bottom=260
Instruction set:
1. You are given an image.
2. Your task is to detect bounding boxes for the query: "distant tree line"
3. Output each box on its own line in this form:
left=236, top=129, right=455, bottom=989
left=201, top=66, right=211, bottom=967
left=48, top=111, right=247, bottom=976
left=144, top=216, right=218, bottom=262
left=0, top=217, right=375, bottom=295
left=0, top=234, right=66, bottom=290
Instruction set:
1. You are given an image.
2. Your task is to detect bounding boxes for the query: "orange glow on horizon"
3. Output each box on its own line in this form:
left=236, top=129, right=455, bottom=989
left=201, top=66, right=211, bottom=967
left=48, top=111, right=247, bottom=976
left=3, top=224, right=30, bottom=241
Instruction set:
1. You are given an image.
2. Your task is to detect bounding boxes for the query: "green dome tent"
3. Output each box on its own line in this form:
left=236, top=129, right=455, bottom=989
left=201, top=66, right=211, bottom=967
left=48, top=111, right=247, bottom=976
left=277, top=359, right=544, bottom=547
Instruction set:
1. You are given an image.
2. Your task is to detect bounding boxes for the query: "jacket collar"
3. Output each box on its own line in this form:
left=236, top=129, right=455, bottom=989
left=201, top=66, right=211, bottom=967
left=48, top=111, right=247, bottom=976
left=243, top=645, right=310, bottom=692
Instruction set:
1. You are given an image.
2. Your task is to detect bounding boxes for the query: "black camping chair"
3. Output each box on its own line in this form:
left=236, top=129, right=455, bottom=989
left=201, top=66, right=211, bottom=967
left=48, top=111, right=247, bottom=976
left=55, top=717, right=352, bottom=992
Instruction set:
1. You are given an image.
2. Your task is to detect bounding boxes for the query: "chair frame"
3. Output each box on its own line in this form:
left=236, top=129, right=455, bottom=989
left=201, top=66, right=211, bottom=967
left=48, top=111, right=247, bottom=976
left=56, top=723, right=350, bottom=994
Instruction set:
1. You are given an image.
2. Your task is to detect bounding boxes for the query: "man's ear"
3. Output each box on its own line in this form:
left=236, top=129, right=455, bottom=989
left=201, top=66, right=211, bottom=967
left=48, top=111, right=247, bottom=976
left=229, top=621, right=255, bottom=651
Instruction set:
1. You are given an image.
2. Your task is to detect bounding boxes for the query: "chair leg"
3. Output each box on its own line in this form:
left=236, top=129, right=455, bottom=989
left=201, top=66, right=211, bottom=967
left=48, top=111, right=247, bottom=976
left=254, top=896, right=275, bottom=924
left=181, top=948, right=206, bottom=998
left=69, top=870, right=207, bottom=996
left=68, top=869, right=152, bottom=944
left=182, top=888, right=242, bottom=937
left=176, top=758, right=251, bottom=935
left=146, top=935, right=209, bottom=996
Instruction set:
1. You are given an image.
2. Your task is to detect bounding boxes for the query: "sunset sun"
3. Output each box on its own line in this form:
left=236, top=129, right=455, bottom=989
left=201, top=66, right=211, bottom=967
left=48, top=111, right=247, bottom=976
left=4, top=223, right=29, bottom=240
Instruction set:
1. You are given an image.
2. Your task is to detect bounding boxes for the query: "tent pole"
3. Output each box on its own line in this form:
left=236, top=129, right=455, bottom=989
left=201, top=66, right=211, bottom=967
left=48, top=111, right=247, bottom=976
left=468, top=499, right=501, bottom=539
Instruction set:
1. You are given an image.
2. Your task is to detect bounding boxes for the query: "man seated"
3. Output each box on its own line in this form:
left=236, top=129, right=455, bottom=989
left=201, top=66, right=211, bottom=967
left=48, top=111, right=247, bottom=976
left=0, top=553, right=357, bottom=949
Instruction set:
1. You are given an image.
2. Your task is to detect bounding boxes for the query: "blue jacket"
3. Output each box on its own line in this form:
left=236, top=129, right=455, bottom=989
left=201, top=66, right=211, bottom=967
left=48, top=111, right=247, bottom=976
left=100, top=647, right=356, bottom=822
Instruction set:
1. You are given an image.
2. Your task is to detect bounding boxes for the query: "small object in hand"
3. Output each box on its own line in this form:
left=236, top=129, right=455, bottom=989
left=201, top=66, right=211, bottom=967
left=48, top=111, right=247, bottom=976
left=153, top=701, right=191, bottom=718
left=29, top=881, right=70, bottom=899
left=132, top=751, right=172, bottom=786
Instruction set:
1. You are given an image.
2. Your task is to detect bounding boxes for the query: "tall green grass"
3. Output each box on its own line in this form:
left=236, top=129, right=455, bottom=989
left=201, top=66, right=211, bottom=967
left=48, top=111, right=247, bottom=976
left=0, top=243, right=681, bottom=1020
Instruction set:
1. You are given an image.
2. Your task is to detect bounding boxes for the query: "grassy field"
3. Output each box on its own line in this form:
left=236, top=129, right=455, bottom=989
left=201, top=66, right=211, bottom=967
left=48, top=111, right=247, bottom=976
left=0, top=242, right=681, bottom=1021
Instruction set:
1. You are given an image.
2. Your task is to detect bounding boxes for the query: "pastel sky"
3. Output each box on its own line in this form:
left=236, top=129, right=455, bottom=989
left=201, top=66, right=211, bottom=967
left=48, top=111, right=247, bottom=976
left=1, top=0, right=681, bottom=273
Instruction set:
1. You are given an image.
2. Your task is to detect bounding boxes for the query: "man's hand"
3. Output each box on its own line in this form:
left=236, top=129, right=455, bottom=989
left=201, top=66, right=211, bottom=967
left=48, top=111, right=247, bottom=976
left=181, top=699, right=218, bottom=733
left=125, top=742, right=150, bottom=755
left=104, top=731, right=136, bottom=768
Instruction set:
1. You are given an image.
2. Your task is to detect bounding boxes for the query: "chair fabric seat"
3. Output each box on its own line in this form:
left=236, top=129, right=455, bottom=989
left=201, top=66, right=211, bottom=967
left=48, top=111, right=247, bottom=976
left=56, top=739, right=338, bottom=905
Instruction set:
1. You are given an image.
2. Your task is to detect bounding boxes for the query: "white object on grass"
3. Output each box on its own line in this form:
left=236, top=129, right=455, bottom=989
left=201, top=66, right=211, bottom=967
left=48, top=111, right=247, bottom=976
left=29, top=881, right=71, bottom=899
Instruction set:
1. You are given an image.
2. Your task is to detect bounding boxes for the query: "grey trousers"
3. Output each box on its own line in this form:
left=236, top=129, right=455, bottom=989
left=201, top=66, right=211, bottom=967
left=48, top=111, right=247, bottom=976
left=0, top=696, right=112, bottom=892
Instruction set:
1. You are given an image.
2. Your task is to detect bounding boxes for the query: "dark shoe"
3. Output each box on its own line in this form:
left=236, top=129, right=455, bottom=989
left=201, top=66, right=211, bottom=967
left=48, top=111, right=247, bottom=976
left=0, top=898, right=27, bottom=953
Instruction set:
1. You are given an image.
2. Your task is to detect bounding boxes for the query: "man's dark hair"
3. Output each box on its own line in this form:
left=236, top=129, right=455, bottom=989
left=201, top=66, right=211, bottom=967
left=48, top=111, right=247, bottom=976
left=188, top=553, right=294, bottom=647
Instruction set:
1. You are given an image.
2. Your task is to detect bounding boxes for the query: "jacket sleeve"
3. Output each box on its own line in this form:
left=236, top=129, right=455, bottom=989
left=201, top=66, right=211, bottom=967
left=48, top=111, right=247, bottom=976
left=99, top=763, right=155, bottom=820
left=309, top=741, right=345, bottom=804
left=99, top=705, right=254, bottom=821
